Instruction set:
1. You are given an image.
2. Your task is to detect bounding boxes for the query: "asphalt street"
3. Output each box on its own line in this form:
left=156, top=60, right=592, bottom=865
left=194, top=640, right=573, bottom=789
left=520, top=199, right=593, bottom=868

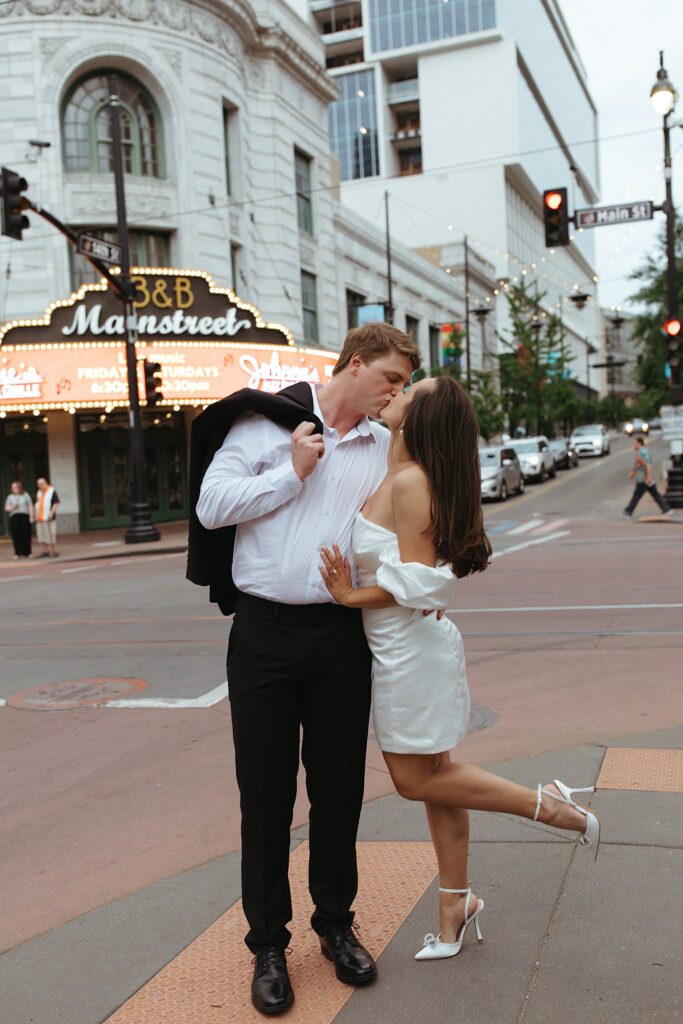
left=1, top=432, right=682, bottom=1023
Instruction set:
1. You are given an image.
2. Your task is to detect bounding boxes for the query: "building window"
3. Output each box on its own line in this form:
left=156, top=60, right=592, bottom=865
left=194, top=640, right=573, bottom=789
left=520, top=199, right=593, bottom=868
left=62, top=72, right=164, bottom=177
left=301, top=270, right=319, bottom=344
left=346, top=288, right=366, bottom=330
left=398, top=147, right=422, bottom=175
left=429, top=324, right=441, bottom=369
left=406, top=315, right=420, bottom=345
left=369, top=0, right=495, bottom=53
left=295, top=150, right=314, bottom=235
left=328, top=69, right=380, bottom=182
left=70, top=229, right=170, bottom=289
left=223, top=106, right=235, bottom=197
left=230, top=243, right=241, bottom=293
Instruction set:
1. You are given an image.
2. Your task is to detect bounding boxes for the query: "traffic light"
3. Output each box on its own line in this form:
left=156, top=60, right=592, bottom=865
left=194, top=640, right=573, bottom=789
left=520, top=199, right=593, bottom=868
left=663, top=317, right=682, bottom=367
left=143, top=360, right=163, bottom=406
left=1, top=167, right=30, bottom=240
left=543, top=188, right=570, bottom=248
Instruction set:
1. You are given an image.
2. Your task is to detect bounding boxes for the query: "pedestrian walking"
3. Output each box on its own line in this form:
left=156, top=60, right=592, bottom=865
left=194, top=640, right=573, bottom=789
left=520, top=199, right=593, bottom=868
left=34, top=477, right=60, bottom=557
left=622, top=436, right=672, bottom=518
left=193, top=323, right=420, bottom=1015
left=4, top=481, right=33, bottom=559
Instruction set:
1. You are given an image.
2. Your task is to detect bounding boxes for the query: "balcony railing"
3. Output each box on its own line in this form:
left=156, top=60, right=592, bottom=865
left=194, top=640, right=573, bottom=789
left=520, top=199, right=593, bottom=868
left=387, top=79, right=419, bottom=104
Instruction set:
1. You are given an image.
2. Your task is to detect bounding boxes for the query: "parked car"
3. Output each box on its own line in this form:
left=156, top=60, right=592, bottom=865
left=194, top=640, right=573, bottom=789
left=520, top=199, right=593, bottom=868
left=511, top=436, right=556, bottom=482
left=549, top=438, right=579, bottom=470
left=479, top=446, right=525, bottom=501
left=570, top=424, right=611, bottom=457
left=624, top=417, right=649, bottom=435
left=648, top=417, right=662, bottom=432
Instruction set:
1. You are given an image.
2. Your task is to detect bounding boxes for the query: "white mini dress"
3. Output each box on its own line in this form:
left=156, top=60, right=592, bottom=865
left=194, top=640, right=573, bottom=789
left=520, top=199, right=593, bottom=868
left=352, top=513, right=470, bottom=755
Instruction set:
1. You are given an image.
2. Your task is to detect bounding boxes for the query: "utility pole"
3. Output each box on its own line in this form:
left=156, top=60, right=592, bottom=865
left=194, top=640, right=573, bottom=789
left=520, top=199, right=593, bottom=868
left=464, top=235, right=471, bottom=389
left=108, top=73, right=159, bottom=543
left=384, top=191, right=394, bottom=324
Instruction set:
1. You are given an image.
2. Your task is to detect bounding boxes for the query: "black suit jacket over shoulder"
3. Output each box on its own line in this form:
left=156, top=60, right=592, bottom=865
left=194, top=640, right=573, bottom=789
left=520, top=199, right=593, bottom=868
left=186, top=381, right=323, bottom=615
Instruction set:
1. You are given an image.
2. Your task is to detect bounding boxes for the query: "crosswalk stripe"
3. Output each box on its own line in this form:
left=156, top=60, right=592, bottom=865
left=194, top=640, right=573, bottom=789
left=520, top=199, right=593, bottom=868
left=533, top=518, right=570, bottom=534
left=486, top=520, right=518, bottom=535
left=505, top=519, right=543, bottom=535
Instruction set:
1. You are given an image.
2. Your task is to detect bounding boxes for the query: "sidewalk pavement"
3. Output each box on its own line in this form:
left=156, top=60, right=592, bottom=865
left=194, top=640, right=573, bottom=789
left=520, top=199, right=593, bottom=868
left=2, top=723, right=681, bottom=1024
left=0, top=519, right=189, bottom=564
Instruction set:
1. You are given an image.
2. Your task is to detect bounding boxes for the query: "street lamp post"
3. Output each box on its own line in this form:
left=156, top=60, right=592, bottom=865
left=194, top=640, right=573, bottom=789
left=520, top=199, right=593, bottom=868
left=472, top=305, right=492, bottom=372
left=650, top=52, right=683, bottom=506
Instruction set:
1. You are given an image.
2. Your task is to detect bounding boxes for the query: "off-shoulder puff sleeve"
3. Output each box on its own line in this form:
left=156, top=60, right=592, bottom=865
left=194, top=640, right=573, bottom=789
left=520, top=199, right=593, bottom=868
left=375, top=541, right=456, bottom=610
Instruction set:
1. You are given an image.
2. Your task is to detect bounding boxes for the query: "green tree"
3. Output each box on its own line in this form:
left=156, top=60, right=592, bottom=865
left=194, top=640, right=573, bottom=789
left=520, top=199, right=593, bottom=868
left=497, top=279, right=574, bottom=436
left=470, top=370, right=504, bottom=441
left=628, top=218, right=683, bottom=417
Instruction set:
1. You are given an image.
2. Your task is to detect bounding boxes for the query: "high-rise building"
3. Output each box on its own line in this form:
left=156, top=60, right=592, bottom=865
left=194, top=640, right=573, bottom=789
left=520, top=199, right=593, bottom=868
left=303, top=0, right=604, bottom=386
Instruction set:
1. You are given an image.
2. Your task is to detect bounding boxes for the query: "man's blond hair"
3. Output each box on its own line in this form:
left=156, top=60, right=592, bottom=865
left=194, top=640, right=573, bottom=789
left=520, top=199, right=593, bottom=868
left=332, top=322, right=421, bottom=375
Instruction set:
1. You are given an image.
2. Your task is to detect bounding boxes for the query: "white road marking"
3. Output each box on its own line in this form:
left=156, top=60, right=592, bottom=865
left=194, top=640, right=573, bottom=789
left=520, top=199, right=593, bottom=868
left=103, top=681, right=229, bottom=709
left=91, top=541, right=121, bottom=547
left=449, top=602, right=683, bottom=613
left=60, top=565, right=96, bottom=574
left=0, top=698, right=6, bottom=707
left=109, top=559, right=134, bottom=566
left=1, top=574, right=36, bottom=582
left=492, top=530, right=570, bottom=559
left=504, top=519, right=543, bottom=536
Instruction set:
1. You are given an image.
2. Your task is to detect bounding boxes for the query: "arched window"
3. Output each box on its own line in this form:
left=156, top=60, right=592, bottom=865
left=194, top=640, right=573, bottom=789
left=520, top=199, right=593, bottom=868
left=62, top=72, right=164, bottom=177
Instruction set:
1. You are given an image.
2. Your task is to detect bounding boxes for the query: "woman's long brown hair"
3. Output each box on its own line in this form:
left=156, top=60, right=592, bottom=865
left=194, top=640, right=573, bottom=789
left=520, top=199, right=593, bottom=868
left=401, top=376, right=492, bottom=578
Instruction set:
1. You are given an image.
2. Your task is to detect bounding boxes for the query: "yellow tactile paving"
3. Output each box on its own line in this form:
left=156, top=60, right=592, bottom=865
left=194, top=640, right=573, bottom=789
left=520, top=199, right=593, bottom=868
left=105, top=841, right=437, bottom=1024
left=597, top=748, right=683, bottom=792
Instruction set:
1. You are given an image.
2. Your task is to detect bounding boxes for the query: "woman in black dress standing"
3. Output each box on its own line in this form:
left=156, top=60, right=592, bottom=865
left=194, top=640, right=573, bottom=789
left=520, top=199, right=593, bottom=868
left=4, top=481, right=33, bottom=559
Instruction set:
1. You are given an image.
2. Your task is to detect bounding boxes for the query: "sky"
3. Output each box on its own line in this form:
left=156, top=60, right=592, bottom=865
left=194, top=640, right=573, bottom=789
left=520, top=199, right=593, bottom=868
left=560, top=0, right=683, bottom=314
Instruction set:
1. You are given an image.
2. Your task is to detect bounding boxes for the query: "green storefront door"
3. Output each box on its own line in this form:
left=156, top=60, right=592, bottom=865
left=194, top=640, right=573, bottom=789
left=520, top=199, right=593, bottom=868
left=78, top=412, right=188, bottom=530
left=0, top=418, right=50, bottom=536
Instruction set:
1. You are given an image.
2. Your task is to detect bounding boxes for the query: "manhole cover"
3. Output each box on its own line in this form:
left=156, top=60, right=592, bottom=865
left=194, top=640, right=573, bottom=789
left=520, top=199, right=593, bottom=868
left=8, top=677, right=147, bottom=711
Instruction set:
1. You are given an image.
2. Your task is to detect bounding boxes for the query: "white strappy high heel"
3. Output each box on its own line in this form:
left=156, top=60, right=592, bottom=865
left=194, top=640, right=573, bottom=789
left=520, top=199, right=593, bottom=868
left=414, top=885, right=484, bottom=961
left=533, top=778, right=601, bottom=860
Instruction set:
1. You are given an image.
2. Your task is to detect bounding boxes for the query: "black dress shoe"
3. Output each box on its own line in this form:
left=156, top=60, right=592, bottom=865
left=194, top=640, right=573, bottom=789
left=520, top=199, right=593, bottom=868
left=320, top=923, right=377, bottom=985
left=251, top=947, right=294, bottom=1016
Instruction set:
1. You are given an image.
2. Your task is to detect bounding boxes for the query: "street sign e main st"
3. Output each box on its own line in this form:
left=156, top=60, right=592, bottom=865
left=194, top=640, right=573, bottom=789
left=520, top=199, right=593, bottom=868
left=575, top=201, right=654, bottom=229
left=77, top=233, right=123, bottom=265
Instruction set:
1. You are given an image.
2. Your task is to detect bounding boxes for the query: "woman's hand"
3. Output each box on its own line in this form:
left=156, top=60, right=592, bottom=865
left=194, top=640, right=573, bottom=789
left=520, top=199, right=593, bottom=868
left=319, top=544, right=354, bottom=605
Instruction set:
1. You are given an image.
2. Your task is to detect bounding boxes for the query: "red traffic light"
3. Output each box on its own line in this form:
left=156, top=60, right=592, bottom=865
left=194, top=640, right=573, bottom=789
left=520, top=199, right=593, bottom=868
left=663, top=317, right=682, bottom=337
left=545, top=191, right=564, bottom=211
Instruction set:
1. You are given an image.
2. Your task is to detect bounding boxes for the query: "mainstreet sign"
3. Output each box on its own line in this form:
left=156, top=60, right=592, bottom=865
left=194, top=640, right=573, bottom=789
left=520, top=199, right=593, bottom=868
left=575, top=201, right=654, bottom=229
left=77, top=233, right=123, bottom=265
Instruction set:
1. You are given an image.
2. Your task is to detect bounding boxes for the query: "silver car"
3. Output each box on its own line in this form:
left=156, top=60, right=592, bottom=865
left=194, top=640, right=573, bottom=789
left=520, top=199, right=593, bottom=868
left=510, top=436, right=556, bottom=482
left=480, top=446, right=525, bottom=501
left=570, top=423, right=611, bottom=457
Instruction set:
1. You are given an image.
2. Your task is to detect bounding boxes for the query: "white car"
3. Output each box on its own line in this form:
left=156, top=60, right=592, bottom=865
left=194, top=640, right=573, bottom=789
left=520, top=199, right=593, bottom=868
left=479, top=446, right=525, bottom=501
left=510, top=436, right=556, bottom=482
left=570, top=423, right=611, bottom=457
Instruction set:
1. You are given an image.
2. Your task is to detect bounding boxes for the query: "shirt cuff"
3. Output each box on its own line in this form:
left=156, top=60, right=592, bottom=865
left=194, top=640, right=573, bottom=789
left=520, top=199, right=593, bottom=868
left=268, top=458, right=304, bottom=494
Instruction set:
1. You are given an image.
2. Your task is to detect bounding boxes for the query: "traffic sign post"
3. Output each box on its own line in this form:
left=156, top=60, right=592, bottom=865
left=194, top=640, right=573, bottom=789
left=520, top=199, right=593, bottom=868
left=575, top=201, right=654, bottom=229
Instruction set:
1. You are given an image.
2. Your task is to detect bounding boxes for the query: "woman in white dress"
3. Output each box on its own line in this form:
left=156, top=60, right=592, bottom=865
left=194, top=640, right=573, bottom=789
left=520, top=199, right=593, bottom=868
left=320, top=376, right=599, bottom=962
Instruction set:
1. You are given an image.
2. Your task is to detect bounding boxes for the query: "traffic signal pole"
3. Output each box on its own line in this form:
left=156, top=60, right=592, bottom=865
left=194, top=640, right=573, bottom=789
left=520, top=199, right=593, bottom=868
left=107, top=74, right=160, bottom=543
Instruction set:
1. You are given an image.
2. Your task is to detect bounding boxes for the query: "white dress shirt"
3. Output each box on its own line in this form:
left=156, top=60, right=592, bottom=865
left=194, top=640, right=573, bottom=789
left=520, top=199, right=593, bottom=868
left=196, top=384, right=390, bottom=604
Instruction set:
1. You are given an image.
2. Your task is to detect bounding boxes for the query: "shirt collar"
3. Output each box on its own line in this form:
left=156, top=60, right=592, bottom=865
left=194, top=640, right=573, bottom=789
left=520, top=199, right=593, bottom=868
left=310, top=385, right=376, bottom=441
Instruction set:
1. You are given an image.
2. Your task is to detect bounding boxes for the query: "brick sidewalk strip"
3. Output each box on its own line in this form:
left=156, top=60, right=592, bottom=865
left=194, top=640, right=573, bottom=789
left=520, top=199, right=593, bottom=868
left=597, top=748, right=683, bottom=792
left=105, top=841, right=437, bottom=1024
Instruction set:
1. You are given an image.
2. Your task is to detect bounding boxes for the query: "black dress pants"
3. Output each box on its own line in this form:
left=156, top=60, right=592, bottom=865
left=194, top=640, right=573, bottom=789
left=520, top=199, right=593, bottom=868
left=9, top=513, right=32, bottom=557
left=228, top=592, right=372, bottom=953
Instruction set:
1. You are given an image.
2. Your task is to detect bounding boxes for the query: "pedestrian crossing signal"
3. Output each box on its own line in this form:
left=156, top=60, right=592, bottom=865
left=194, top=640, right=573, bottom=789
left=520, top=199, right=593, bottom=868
left=543, top=188, right=570, bottom=248
left=143, top=359, right=163, bottom=406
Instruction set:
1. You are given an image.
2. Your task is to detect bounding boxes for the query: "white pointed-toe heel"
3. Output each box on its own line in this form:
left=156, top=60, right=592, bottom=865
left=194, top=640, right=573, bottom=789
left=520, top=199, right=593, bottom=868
left=414, top=885, right=484, bottom=961
left=533, top=778, right=601, bottom=860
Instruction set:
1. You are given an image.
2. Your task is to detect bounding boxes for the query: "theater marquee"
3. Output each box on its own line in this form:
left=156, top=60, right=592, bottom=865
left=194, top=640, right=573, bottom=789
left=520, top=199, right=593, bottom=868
left=0, top=270, right=339, bottom=412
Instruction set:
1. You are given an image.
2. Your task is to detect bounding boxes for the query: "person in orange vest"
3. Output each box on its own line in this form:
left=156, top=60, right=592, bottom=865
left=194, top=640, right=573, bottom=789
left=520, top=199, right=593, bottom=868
left=35, top=477, right=60, bottom=557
